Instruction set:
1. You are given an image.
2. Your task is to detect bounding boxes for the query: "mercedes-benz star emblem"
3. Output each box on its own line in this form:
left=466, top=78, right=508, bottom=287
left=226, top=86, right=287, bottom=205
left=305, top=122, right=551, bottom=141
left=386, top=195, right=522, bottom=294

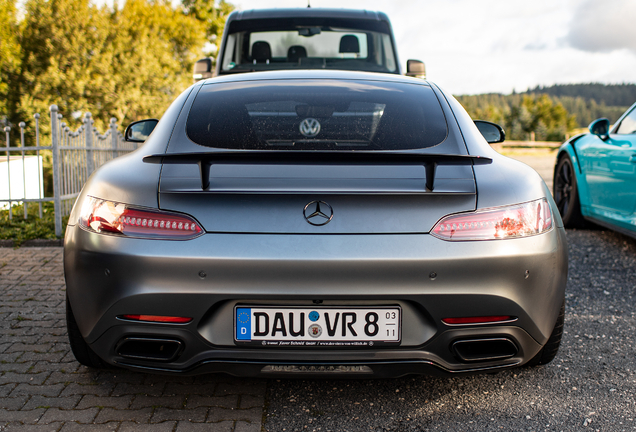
left=299, top=118, right=321, bottom=138
left=303, top=201, right=333, bottom=226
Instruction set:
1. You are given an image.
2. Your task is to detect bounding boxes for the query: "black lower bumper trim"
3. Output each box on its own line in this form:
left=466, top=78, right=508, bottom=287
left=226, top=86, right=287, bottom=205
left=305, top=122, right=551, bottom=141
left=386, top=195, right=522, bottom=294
left=115, top=358, right=521, bottom=378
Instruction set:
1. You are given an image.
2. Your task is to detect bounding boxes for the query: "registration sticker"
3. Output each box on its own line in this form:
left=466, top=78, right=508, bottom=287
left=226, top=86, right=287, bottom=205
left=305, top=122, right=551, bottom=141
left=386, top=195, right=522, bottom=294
left=234, top=306, right=401, bottom=347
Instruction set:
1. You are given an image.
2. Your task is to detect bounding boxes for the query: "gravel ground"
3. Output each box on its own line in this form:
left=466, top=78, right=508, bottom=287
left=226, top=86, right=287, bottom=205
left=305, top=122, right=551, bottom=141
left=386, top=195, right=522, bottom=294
left=264, top=229, right=636, bottom=432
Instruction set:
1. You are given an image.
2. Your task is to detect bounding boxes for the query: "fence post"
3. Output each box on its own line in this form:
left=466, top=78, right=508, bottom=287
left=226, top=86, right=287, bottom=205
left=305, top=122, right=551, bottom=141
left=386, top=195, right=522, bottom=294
left=84, top=112, right=94, bottom=176
left=50, top=105, right=62, bottom=237
left=19, top=122, right=27, bottom=219
left=4, top=126, right=11, bottom=220
left=110, top=118, right=118, bottom=159
left=34, top=113, right=43, bottom=218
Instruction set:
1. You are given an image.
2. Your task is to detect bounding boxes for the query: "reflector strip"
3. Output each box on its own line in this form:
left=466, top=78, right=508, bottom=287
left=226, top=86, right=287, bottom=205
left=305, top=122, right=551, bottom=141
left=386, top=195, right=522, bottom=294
left=442, top=316, right=513, bottom=325
left=119, top=315, right=192, bottom=324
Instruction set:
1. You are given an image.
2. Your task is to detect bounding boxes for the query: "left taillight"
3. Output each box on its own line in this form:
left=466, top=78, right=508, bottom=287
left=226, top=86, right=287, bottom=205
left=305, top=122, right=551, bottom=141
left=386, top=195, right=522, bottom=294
left=79, top=197, right=203, bottom=240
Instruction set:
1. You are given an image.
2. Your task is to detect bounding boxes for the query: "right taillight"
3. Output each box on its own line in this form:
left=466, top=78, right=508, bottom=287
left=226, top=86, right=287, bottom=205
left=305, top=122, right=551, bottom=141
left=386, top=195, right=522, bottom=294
left=431, top=198, right=553, bottom=241
left=79, top=196, right=203, bottom=240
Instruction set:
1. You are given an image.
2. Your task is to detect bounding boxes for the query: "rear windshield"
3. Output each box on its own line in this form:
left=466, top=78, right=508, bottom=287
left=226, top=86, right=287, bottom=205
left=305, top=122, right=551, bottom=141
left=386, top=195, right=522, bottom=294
left=220, top=18, right=398, bottom=74
left=186, top=80, right=447, bottom=151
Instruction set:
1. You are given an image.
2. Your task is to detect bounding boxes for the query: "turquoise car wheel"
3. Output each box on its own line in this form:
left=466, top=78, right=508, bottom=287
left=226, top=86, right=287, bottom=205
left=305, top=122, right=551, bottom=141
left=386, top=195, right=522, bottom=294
left=554, top=155, right=585, bottom=228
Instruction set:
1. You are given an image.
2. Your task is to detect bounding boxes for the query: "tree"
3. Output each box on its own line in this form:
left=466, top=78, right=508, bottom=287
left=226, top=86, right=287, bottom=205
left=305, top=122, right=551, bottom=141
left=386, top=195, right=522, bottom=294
left=0, top=0, right=22, bottom=121
left=520, top=95, right=577, bottom=141
left=12, top=0, right=112, bottom=131
left=106, top=0, right=207, bottom=124
left=7, top=0, right=211, bottom=131
left=457, top=93, right=578, bottom=141
left=181, top=0, right=234, bottom=56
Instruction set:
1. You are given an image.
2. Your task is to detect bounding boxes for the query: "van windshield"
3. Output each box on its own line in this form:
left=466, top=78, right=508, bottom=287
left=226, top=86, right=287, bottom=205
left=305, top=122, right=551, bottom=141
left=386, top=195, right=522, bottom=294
left=220, top=19, right=398, bottom=74
left=186, top=80, right=447, bottom=151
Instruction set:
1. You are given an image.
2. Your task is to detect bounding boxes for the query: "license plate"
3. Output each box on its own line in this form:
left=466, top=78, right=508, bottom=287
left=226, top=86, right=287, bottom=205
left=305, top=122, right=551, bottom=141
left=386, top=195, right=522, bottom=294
left=234, top=306, right=401, bottom=347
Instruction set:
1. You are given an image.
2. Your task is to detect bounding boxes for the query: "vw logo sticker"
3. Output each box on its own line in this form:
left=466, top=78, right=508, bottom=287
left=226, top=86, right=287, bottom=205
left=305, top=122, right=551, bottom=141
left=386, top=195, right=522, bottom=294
left=299, top=118, right=321, bottom=137
left=303, top=201, right=333, bottom=226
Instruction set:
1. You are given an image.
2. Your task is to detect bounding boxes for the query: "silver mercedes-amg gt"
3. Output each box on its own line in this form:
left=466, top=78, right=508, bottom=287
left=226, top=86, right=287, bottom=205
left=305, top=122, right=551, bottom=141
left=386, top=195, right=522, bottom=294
left=64, top=70, right=568, bottom=377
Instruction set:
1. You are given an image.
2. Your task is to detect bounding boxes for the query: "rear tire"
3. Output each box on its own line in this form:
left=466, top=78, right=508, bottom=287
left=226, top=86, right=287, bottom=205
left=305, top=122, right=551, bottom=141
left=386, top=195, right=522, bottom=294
left=66, top=296, right=106, bottom=368
left=525, top=300, right=565, bottom=367
left=554, top=155, right=586, bottom=228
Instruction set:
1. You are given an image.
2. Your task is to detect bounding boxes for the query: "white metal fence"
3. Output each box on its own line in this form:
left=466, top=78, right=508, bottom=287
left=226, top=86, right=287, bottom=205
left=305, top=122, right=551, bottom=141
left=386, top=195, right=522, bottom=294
left=1, top=105, right=140, bottom=236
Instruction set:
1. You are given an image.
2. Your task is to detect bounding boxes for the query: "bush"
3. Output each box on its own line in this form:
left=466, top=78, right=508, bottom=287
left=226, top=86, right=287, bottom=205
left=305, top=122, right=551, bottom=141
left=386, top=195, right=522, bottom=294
left=0, top=202, right=68, bottom=245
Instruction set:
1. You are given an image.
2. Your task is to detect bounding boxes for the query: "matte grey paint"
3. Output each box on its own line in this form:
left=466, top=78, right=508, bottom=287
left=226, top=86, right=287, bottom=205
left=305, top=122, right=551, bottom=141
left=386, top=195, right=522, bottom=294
left=65, top=71, right=568, bottom=377
left=159, top=193, right=476, bottom=234
left=65, top=222, right=565, bottom=375
left=66, top=223, right=566, bottom=341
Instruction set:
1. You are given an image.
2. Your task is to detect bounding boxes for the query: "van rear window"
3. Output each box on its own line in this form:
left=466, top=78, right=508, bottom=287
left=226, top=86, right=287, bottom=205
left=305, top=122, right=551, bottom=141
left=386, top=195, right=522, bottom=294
left=186, top=80, right=447, bottom=150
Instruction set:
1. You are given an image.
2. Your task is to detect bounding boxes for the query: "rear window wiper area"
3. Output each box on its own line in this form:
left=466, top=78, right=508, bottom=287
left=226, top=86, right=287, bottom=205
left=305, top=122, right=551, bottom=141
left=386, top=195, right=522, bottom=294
left=143, top=151, right=492, bottom=192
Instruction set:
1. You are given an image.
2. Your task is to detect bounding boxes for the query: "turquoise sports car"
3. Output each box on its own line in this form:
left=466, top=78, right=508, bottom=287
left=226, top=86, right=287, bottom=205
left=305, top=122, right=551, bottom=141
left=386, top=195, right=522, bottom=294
left=554, top=102, right=636, bottom=237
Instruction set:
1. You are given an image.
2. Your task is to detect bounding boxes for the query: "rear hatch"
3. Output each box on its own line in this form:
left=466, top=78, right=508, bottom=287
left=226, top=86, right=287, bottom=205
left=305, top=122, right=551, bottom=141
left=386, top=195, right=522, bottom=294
left=155, top=78, right=481, bottom=234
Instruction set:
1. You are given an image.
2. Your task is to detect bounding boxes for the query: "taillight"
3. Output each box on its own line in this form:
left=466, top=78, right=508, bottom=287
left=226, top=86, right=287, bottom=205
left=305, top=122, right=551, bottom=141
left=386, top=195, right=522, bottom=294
left=431, top=198, right=553, bottom=241
left=79, top=197, right=203, bottom=239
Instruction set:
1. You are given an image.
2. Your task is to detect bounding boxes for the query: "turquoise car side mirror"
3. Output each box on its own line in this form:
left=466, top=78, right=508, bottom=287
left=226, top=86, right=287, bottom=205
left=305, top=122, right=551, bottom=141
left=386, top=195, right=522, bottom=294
left=589, top=118, right=610, bottom=140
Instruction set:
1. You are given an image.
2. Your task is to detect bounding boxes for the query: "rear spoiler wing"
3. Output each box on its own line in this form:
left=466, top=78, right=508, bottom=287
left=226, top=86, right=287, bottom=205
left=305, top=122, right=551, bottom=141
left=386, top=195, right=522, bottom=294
left=143, top=151, right=492, bottom=192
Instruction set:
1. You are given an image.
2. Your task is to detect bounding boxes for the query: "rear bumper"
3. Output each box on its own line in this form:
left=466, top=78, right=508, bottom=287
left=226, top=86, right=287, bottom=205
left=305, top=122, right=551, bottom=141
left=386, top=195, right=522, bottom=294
left=99, top=323, right=539, bottom=378
left=64, top=224, right=567, bottom=376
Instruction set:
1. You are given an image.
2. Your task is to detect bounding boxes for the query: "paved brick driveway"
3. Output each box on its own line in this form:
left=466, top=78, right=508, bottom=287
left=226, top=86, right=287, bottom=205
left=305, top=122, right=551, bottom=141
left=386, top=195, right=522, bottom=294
left=0, top=247, right=265, bottom=431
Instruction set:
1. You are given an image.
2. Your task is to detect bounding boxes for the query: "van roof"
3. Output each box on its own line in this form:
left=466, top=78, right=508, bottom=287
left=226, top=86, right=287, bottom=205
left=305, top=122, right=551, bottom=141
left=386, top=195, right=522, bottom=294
left=228, top=8, right=390, bottom=23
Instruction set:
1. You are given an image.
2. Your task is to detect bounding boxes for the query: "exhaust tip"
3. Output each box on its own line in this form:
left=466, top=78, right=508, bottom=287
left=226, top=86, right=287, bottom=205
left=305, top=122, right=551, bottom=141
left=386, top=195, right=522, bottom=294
left=452, top=338, right=518, bottom=362
left=116, top=337, right=183, bottom=362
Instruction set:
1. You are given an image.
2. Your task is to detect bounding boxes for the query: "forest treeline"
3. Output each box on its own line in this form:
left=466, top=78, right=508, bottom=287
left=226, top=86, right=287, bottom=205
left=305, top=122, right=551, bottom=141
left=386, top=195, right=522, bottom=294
left=0, top=0, right=233, bottom=137
left=456, top=83, right=635, bottom=141
left=527, top=83, right=636, bottom=107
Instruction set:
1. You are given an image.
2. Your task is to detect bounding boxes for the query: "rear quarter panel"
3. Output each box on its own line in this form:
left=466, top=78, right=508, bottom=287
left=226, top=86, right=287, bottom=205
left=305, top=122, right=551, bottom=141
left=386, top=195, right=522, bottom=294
left=440, top=88, right=564, bottom=228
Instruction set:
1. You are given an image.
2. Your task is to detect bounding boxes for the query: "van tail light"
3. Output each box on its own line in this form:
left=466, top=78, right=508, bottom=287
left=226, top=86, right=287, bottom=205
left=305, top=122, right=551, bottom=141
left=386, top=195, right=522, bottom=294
left=431, top=198, right=553, bottom=241
left=79, top=197, right=203, bottom=239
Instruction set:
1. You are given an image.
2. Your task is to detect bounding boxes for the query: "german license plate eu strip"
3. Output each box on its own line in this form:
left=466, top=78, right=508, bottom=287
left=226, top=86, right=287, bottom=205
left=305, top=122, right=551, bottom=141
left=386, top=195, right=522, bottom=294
left=234, top=306, right=401, bottom=347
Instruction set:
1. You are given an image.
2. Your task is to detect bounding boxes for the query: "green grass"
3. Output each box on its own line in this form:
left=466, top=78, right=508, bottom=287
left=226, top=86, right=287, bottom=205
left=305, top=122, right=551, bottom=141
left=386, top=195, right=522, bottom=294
left=0, top=202, right=68, bottom=246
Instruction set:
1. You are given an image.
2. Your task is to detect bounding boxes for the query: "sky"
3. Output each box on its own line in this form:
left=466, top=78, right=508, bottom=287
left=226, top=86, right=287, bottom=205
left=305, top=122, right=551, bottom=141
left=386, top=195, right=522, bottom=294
left=232, top=0, right=636, bottom=95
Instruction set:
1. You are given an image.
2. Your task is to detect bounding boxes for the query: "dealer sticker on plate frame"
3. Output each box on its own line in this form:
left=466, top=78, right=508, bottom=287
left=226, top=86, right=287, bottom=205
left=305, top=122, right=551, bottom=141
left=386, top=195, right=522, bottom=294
left=234, top=306, right=401, bottom=347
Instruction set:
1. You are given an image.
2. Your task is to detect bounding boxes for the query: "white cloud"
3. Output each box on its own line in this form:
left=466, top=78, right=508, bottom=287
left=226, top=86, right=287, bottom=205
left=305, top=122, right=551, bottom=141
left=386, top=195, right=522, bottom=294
left=566, top=0, right=636, bottom=54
